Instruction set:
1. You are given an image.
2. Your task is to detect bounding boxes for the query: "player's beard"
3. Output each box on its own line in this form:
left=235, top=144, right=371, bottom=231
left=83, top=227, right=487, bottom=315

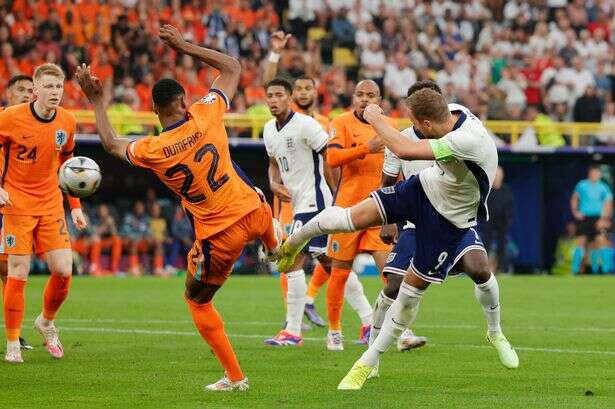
left=295, top=99, right=313, bottom=111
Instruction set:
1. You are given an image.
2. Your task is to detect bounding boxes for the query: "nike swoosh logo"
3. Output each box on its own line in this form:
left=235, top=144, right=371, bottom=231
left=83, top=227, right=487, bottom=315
left=391, top=318, right=405, bottom=326
left=490, top=305, right=499, bottom=310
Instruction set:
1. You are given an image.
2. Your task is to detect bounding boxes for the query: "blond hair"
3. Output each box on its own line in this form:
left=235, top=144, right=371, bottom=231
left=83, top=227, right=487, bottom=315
left=33, top=63, right=65, bottom=82
left=405, top=88, right=449, bottom=123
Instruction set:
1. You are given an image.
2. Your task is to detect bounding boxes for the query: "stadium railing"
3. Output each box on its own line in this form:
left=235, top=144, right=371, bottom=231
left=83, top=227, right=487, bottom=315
left=72, top=111, right=615, bottom=147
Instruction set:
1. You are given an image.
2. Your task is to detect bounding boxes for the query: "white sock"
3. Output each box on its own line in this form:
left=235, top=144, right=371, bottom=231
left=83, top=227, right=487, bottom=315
left=344, top=271, right=372, bottom=325
left=305, top=296, right=315, bottom=305
left=285, top=269, right=307, bottom=336
left=359, top=282, right=424, bottom=366
left=368, top=291, right=394, bottom=345
left=287, top=206, right=354, bottom=248
left=474, top=273, right=502, bottom=336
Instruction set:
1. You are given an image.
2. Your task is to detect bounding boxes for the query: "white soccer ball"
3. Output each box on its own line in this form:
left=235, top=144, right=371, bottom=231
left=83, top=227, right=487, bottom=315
left=58, top=156, right=102, bottom=198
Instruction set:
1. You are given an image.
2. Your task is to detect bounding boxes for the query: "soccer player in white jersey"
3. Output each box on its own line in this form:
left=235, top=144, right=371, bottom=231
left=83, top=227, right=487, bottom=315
left=276, top=85, right=519, bottom=389
left=263, top=78, right=333, bottom=346
left=374, top=82, right=448, bottom=357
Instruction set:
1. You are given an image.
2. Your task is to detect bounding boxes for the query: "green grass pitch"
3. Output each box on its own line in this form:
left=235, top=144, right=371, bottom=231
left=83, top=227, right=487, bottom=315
left=1, top=275, right=614, bottom=409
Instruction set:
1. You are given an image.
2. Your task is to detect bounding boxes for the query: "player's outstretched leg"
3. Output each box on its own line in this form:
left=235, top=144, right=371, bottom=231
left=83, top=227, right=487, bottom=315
left=277, top=206, right=356, bottom=272
left=338, top=277, right=427, bottom=390
left=460, top=250, right=519, bottom=369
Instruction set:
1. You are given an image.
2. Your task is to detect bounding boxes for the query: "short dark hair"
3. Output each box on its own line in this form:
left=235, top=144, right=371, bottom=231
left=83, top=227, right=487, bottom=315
left=152, top=78, right=185, bottom=108
left=266, top=78, right=293, bottom=94
left=8, top=75, right=33, bottom=88
left=293, top=76, right=316, bottom=86
left=407, top=80, right=442, bottom=97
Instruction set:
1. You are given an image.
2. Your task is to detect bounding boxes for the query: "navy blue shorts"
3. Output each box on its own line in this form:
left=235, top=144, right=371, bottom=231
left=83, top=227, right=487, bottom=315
left=371, top=177, right=486, bottom=283
left=292, top=211, right=327, bottom=257
left=383, top=228, right=416, bottom=277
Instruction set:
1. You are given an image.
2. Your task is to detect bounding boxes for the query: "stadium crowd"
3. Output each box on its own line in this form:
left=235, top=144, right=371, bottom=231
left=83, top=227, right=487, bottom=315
left=1, top=0, right=615, bottom=144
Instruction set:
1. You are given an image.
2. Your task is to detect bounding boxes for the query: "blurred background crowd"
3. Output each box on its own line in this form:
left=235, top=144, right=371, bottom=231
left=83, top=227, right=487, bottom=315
left=1, top=0, right=614, bottom=143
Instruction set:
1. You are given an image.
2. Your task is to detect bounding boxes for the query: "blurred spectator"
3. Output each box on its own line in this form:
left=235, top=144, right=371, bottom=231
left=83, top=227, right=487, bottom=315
left=120, top=200, right=153, bottom=276
left=149, top=203, right=168, bottom=276
left=570, top=165, right=613, bottom=274
left=167, top=206, right=194, bottom=272
left=0, top=0, right=612, bottom=147
left=551, top=222, right=578, bottom=275
left=482, top=167, right=516, bottom=273
left=89, top=204, right=122, bottom=276
left=108, top=92, right=145, bottom=136
left=573, top=85, right=603, bottom=140
left=522, top=105, right=565, bottom=147
left=597, top=102, right=615, bottom=145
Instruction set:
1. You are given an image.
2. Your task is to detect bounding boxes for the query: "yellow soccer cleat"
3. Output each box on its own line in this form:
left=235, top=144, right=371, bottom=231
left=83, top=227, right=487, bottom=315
left=275, top=239, right=309, bottom=272
left=337, top=361, right=376, bottom=390
left=487, top=332, right=519, bottom=369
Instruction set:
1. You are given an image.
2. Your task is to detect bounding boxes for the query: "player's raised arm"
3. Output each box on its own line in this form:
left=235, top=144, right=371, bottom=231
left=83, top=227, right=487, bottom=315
left=76, top=64, right=133, bottom=162
left=159, top=24, right=241, bottom=101
left=262, top=31, right=292, bottom=84
left=363, top=104, right=434, bottom=160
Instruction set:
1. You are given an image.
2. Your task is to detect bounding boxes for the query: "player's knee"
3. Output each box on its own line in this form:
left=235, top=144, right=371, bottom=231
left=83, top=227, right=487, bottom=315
left=383, top=274, right=403, bottom=299
left=48, top=258, right=73, bottom=276
left=8, top=259, right=30, bottom=280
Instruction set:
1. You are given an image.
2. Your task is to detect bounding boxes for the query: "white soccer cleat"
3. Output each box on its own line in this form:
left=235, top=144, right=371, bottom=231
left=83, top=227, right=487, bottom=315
left=487, top=332, right=519, bottom=369
left=205, top=375, right=249, bottom=392
left=4, top=341, right=23, bottom=364
left=326, top=330, right=344, bottom=351
left=338, top=361, right=375, bottom=390
left=34, top=314, right=64, bottom=359
left=397, top=329, right=428, bottom=352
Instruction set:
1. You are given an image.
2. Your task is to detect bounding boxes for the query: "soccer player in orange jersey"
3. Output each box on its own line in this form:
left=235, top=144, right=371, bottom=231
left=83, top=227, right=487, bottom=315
left=76, top=25, right=279, bottom=392
left=323, top=80, right=394, bottom=350
left=0, top=75, right=35, bottom=351
left=0, top=64, right=88, bottom=363
left=263, top=32, right=381, bottom=330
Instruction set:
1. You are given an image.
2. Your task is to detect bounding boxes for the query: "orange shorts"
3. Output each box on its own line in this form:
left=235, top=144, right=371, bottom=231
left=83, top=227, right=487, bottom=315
left=187, top=200, right=274, bottom=286
left=0, top=213, right=71, bottom=255
left=327, top=226, right=392, bottom=261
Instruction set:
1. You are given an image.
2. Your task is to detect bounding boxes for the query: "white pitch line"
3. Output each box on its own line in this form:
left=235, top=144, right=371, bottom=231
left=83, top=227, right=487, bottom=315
left=37, top=318, right=615, bottom=333
left=58, top=326, right=615, bottom=356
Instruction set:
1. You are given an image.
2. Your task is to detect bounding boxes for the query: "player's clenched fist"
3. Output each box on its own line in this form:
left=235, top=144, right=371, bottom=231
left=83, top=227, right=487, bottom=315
left=0, top=187, right=12, bottom=208
left=270, top=31, right=291, bottom=53
left=159, top=24, right=186, bottom=50
left=363, top=103, right=384, bottom=124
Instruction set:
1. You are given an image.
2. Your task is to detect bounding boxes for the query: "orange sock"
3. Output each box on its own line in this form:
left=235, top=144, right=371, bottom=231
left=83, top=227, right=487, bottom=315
left=42, top=274, right=72, bottom=321
left=279, top=273, right=288, bottom=302
left=90, top=241, right=102, bottom=274
left=307, top=263, right=329, bottom=300
left=4, top=277, right=26, bottom=341
left=326, top=267, right=351, bottom=331
left=154, top=254, right=163, bottom=269
left=111, top=237, right=122, bottom=273
left=185, top=297, right=244, bottom=381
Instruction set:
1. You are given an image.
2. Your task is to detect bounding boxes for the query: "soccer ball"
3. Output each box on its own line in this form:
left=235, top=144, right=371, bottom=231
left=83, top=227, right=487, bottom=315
left=58, top=156, right=102, bottom=198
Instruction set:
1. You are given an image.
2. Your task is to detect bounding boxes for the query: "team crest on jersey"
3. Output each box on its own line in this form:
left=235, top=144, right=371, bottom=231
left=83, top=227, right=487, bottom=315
left=331, top=241, right=340, bottom=253
left=200, top=94, right=217, bottom=104
left=55, top=129, right=67, bottom=150
left=285, top=136, right=295, bottom=151
left=6, top=234, right=16, bottom=249
left=386, top=252, right=396, bottom=264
